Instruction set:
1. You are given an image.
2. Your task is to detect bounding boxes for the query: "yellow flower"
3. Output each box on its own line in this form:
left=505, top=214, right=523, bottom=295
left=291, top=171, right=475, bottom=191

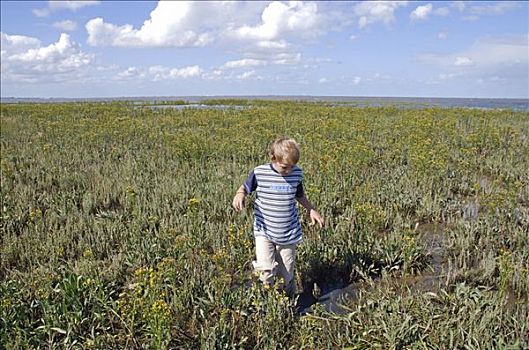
left=188, top=197, right=201, bottom=206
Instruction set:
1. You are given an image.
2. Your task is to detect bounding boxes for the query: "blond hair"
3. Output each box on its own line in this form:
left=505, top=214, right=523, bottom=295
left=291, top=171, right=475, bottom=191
left=269, top=137, right=300, bottom=164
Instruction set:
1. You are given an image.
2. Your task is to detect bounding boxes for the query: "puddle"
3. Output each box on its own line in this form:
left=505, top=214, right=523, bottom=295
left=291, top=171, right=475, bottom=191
left=463, top=202, right=479, bottom=220
left=296, top=281, right=361, bottom=315
left=297, top=223, right=449, bottom=315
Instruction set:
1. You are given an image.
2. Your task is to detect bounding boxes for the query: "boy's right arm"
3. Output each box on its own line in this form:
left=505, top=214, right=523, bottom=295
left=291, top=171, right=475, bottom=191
left=232, top=185, right=247, bottom=212
left=233, top=170, right=256, bottom=212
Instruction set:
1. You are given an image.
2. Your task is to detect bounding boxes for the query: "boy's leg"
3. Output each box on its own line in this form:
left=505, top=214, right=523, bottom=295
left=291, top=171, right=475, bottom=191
left=275, top=243, right=296, bottom=297
left=252, top=235, right=277, bottom=287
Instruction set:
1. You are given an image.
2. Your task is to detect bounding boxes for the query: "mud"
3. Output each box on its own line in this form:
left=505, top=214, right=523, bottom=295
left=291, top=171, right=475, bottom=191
left=297, top=223, right=449, bottom=315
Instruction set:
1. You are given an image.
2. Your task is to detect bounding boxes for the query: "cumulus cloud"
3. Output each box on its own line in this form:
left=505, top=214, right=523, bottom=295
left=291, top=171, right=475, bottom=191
left=1, top=32, right=93, bottom=83
left=232, top=1, right=321, bottom=41
left=53, top=20, right=77, bottom=32
left=86, top=1, right=266, bottom=48
left=33, top=1, right=100, bottom=17
left=0, top=33, right=41, bottom=55
left=115, top=65, right=203, bottom=81
left=353, top=1, right=408, bottom=28
left=85, top=1, right=328, bottom=52
left=351, top=76, right=362, bottom=85
left=410, top=4, right=432, bottom=21
left=87, top=2, right=219, bottom=47
left=410, top=3, right=450, bottom=21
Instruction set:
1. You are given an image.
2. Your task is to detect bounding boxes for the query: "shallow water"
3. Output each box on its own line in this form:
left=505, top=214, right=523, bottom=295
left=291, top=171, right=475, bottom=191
left=297, top=281, right=361, bottom=315
left=147, top=104, right=246, bottom=110
left=297, top=223, right=448, bottom=315
left=3, top=96, right=527, bottom=111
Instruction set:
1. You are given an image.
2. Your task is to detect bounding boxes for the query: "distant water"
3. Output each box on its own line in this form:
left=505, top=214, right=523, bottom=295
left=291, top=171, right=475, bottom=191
left=1, top=96, right=528, bottom=111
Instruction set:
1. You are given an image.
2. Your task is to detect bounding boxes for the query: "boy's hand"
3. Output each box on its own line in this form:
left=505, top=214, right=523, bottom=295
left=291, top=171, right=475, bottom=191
left=232, top=193, right=246, bottom=212
left=309, top=209, right=324, bottom=228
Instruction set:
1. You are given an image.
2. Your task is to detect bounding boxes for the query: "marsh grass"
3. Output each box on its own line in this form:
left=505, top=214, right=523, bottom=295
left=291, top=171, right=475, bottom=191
left=1, top=101, right=528, bottom=348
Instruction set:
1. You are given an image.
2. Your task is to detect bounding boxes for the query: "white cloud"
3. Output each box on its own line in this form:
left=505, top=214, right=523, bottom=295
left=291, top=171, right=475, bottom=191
left=439, top=72, right=463, bottom=80
left=236, top=70, right=259, bottom=80
left=87, top=2, right=219, bottom=47
left=221, top=52, right=303, bottom=71
left=222, top=59, right=267, bottom=69
left=270, top=52, right=302, bottom=65
left=255, top=40, right=290, bottom=50
left=116, top=67, right=144, bottom=80
left=454, top=56, right=473, bottom=66
left=169, top=65, right=202, bottom=79
left=82, top=1, right=337, bottom=73
left=410, top=4, right=432, bottom=21
left=420, top=35, right=528, bottom=68
left=410, top=4, right=450, bottom=21
left=468, top=2, right=519, bottom=16
left=1, top=32, right=93, bottom=83
left=349, top=34, right=357, bottom=41
left=205, top=69, right=224, bottom=80
left=32, top=8, right=50, bottom=17
left=116, top=65, right=203, bottom=81
left=0, top=33, right=41, bottom=55
left=86, top=2, right=268, bottom=48
left=53, top=20, right=77, bottom=32
left=438, top=31, right=448, bottom=39
left=352, top=76, right=362, bottom=85
left=49, top=1, right=100, bottom=11
left=232, top=1, right=321, bottom=41
left=418, top=35, right=528, bottom=85
left=434, top=7, right=450, bottom=16
left=33, top=1, right=100, bottom=17
left=452, top=1, right=519, bottom=21
left=353, top=1, right=409, bottom=29
left=318, top=77, right=329, bottom=83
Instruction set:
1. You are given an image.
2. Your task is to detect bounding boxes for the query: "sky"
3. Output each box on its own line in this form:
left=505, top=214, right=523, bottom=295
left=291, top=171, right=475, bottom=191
left=1, top=1, right=528, bottom=99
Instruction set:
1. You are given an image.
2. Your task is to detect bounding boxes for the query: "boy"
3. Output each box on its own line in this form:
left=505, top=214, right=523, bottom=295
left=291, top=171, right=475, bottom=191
left=232, top=137, right=324, bottom=297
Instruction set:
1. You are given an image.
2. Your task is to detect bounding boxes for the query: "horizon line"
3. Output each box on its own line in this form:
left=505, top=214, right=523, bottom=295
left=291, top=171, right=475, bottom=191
left=1, top=95, right=528, bottom=101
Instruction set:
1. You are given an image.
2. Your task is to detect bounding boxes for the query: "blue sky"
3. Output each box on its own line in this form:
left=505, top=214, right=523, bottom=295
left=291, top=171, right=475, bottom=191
left=1, top=1, right=527, bottom=98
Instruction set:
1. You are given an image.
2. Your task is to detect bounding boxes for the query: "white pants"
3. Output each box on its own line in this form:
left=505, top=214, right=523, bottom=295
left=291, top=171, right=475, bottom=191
left=252, top=235, right=297, bottom=296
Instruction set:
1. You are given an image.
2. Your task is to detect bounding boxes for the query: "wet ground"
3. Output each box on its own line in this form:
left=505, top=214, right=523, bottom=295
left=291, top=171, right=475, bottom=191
left=147, top=104, right=246, bottom=110
left=297, top=223, right=448, bottom=315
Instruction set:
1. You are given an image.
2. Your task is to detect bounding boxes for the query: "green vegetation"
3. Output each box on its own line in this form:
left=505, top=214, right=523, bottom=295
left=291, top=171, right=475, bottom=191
left=1, top=101, right=528, bottom=349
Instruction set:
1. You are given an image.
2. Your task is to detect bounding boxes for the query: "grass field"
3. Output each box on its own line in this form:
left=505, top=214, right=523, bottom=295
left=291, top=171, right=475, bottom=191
left=1, top=101, right=528, bottom=349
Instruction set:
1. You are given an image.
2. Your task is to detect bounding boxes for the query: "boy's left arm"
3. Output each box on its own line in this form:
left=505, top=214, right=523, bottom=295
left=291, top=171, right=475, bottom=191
left=296, top=195, right=324, bottom=228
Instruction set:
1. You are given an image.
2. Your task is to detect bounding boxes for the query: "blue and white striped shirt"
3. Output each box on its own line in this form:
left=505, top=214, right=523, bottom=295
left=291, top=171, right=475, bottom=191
left=243, top=163, right=304, bottom=245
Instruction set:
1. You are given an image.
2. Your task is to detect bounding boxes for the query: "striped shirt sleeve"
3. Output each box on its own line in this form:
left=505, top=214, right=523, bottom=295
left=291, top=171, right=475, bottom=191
left=295, top=181, right=304, bottom=198
left=243, top=170, right=257, bottom=194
